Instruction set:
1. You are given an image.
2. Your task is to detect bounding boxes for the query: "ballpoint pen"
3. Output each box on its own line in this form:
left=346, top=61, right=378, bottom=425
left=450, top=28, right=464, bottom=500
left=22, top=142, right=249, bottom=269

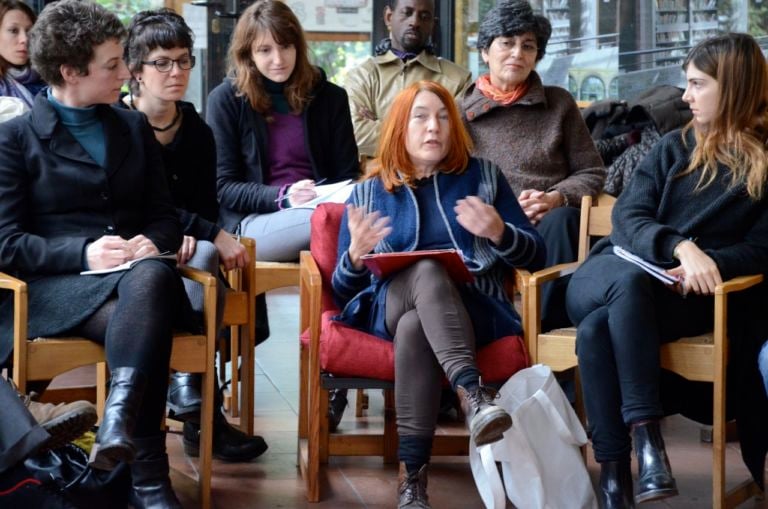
left=274, top=178, right=327, bottom=202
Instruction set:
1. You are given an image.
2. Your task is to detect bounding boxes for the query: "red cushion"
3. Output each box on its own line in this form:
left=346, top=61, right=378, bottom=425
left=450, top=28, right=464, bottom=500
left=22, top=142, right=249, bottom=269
left=304, top=202, right=529, bottom=383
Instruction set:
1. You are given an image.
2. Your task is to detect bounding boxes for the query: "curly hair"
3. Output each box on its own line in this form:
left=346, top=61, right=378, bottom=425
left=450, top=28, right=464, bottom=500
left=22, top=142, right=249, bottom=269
left=124, top=8, right=194, bottom=96
left=681, top=33, right=768, bottom=201
left=476, top=0, right=551, bottom=62
left=0, top=0, right=36, bottom=77
left=368, top=81, right=473, bottom=192
left=28, top=0, right=126, bottom=87
left=227, top=0, right=318, bottom=115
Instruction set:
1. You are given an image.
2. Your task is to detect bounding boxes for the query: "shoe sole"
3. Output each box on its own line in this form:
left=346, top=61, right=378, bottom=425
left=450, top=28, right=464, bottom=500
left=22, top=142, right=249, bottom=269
left=635, top=487, right=678, bottom=504
left=471, top=409, right=513, bottom=446
left=40, top=408, right=98, bottom=451
left=182, top=438, right=268, bottom=462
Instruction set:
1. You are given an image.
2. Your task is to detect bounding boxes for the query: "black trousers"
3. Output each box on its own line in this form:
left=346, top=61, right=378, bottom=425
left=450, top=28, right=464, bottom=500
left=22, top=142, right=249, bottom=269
left=565, top=252, right=713, bottom=462
left=538, top=206, right=580, bottom=331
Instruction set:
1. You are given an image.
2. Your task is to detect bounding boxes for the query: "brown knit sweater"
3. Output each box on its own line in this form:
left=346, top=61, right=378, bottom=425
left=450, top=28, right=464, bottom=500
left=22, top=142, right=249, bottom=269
left=461, top=72, right=605, bottom=207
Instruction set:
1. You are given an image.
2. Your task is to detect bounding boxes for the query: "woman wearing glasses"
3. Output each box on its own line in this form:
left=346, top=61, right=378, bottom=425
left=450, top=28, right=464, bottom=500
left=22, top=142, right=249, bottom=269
left=206, top=0, right=359, bottom=262
left=121, top=8, right=268, bottom=463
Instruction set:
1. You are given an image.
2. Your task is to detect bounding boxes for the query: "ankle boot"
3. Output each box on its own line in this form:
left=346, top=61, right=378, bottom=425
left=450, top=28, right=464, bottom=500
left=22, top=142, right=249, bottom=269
left=398, top=462, right=430, bottom=509
left=183, top=410, right=268, bottom=462
left=128, top=435, right=182, bottom=509
left=599, top=460, right=635, bottom=509
left=328, top=388, right=348, bottom=432
left=632, top=420, right=678, bottom=503
left=89, top=367, right=147, bottom=471
left=166, top=372, right=202, bottom=423
left=456, top=384, right=512, bottom=446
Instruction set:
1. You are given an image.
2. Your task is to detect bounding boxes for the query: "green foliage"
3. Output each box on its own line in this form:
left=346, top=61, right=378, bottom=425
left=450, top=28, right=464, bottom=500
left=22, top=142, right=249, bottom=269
left=309, top=41, right=370, bottom=86
left=94, top=0, right=162, bottom=26
left=748, top=0, right=768, bottom=37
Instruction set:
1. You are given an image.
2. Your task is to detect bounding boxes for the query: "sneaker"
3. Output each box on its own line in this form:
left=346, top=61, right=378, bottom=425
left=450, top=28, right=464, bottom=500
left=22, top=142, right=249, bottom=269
left=12, top=380, right=97, bottom=450
left=456, top=384, right=511, bottom=446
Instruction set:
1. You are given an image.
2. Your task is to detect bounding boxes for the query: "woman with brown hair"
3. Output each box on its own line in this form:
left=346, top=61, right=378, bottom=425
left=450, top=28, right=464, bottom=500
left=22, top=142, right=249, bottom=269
left=0, top=0, right=45, bottom=109
left=332, top=80, right=546, bottom=508
left=206, top=0, right=359, bottom=262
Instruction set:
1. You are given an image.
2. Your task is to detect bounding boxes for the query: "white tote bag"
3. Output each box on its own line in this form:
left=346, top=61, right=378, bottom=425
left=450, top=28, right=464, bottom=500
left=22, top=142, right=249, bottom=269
left=469, top=364, right=597, bottom=509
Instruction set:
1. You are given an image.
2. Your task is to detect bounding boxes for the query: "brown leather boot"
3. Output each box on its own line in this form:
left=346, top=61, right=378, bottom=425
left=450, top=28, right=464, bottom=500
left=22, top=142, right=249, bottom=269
left=456, top=384, right=512, bottom=446
left=398, top=462, right=430, bottom=509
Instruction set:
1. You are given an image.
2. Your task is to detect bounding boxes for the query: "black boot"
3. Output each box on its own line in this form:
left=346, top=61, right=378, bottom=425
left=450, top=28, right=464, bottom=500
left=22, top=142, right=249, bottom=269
left=89, top=367, right=146, bottom=471
left=128, top=435, right=181, bottom=509
left=328, top=388, right=348, bottom=432
left=632, top=420, right=678, bottom=503
left=599, top=460, right=635, bottom=509
left=183, top=410, right=268, bottom=462
left=167, top=372, right=202, bottom=423
left=398, top=462, right=430, bottom=509
left=456, top=384, right=512, bottom=446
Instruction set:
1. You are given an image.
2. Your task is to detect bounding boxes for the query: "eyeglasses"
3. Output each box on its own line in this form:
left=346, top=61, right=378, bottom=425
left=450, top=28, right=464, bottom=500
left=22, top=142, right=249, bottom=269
left=141, top=55, right=196, bottom=72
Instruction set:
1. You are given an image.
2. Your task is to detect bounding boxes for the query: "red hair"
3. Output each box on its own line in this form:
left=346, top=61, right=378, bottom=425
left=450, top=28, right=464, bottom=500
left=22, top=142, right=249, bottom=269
left=367, top=81, right=473, bottom=192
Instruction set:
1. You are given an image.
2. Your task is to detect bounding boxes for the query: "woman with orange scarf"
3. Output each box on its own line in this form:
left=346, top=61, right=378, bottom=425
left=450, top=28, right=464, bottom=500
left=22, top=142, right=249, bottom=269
left=462, top=0, right=604, bottom=331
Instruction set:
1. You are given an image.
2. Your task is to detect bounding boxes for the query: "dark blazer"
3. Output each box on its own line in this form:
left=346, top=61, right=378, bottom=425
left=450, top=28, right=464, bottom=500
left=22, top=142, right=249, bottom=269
left=0, top=92, right=182, bottom=278
left=206, top=69, right=360, bottom=233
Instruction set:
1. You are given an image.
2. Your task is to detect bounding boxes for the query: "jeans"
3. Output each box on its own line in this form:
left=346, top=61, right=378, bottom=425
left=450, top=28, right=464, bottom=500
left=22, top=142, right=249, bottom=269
left=566, top=252, right=713, bottom=462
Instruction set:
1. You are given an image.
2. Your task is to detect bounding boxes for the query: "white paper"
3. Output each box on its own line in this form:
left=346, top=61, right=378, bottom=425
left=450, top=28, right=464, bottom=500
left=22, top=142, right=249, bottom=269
left=290, top=179, right=354, bottom=209
left=80, top=253, right=176, bottom=276
left=613, top=246, right=679, bottom=285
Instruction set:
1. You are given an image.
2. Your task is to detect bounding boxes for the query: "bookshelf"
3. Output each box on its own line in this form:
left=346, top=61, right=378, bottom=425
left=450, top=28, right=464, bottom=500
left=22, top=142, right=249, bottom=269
left=653, top=0, right=719, bottom=67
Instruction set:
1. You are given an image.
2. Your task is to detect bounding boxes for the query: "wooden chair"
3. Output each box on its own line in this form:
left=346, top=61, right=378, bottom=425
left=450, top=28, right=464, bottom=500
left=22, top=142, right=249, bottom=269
left=296, top=203, right=530, bottom=502
left=220, top=251, right=300, bottom=436
left=521, top=194, right=764, bottom=509
left=4, top=266, right=218, bottom=509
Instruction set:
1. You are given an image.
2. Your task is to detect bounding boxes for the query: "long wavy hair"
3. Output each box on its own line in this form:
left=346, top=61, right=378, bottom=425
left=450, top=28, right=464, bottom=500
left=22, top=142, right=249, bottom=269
left=367, top=81, right=473, bottom=192
left=227, top=0, right=318, bottom=115
left=0, top=0, right=36, bottom=77
left=681, top=33, right=768, bottom=200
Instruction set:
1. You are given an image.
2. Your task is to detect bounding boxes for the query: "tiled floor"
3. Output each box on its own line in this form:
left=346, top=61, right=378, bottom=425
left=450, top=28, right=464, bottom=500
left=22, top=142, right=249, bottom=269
left=50, top=288, right=768, bottom=508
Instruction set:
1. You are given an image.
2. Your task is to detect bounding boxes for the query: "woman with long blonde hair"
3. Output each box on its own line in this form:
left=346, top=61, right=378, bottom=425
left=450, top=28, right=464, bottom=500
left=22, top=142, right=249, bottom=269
left=566, top=33, right=768, bottom=509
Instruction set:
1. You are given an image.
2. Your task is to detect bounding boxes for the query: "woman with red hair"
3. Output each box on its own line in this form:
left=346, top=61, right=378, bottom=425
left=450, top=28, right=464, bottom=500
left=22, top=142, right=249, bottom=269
left=332, top=80, right=546, bottom=508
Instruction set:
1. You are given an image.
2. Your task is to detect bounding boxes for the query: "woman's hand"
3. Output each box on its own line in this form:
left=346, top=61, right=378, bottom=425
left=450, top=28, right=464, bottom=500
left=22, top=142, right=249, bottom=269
left=177, top=235, right=197, bottom=265
left=666, top=240, right=722, bottom=295
left=85, top=235, right=133, bottom=270
left=346, top=205, right=392, bottom=270
left=214, top=230, right=250, bottom=271
left=126, top=234, right=160, bottom=260
left=454, top=196, right=505, bottom=245
left=518, top=189, right=564, bottom=224
left=287, top=179, right=319, bottom=207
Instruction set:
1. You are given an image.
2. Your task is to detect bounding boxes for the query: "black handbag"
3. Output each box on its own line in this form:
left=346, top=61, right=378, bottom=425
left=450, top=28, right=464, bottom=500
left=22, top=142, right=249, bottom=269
left=23, top=443, right=130, bottom=508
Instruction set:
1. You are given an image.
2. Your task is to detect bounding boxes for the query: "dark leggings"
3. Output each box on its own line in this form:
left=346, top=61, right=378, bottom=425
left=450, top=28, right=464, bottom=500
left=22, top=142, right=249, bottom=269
left=70, top=260, right=182, bottom=437
left=538, top=206, right=580, bottom=331
left=565, top=253, right=713, bottom=462
left=385, top=260, right=478, bottom=439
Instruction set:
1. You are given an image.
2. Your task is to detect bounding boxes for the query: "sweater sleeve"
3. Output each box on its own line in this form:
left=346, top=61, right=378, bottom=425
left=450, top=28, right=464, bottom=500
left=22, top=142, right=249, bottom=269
left=609, top=133, right=688, bottom=263
left=547, top=91, right=606, bottom=206
left=206, top=82, right=281, bottom=216
left=705, top=206, right=768, bottom=281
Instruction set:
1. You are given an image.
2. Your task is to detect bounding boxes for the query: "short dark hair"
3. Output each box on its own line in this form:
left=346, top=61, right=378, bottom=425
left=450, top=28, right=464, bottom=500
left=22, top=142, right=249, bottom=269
left=125, top=9, right=194, bottom=95
left=0, top=0, right=37, bottom=77
left=28, top=0, right=126, bottom=87
left=477, top=0, right=551, bottom=62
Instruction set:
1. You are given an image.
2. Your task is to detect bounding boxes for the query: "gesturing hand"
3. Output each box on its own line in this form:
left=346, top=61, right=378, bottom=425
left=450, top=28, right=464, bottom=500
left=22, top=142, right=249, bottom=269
left=454, top=196, right=505, bottom=245
left=85, top=235, right=133, bottom=270
left=666, top=240, right=722, bottom=295
left=346, top=205, right=392, bottom=269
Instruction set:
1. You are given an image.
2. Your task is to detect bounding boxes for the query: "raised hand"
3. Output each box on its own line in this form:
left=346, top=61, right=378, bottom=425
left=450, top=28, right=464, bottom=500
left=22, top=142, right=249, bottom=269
left=454, top=196, right=505, bottom=245
left=346, top=205, right=392, bottom=269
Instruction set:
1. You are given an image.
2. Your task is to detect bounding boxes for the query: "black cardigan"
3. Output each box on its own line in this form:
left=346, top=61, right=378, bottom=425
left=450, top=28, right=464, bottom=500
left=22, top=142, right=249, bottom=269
left=206, top=70, right=360, bottom=233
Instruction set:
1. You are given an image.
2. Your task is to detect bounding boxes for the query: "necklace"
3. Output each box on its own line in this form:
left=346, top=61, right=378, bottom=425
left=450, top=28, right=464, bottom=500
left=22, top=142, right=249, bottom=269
left=150, top=103, right=181, bottom=132
left=128, top=94, right=180, bottom=132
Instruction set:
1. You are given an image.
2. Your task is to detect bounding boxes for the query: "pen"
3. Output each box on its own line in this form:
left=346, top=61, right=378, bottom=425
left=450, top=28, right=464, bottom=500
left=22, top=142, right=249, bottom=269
left=274, top=178, right=327, bottom=202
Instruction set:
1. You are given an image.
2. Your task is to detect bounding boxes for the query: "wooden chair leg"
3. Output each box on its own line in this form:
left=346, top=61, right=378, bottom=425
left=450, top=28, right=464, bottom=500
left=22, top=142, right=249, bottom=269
left=218, top=336, right=230, bottom=412
left=298, top=343, right=308, bottom=439
left=355, top=388, right=368, bottom=417
left=383, top=389, right=397, bottom=463
left=229, top=325, right=241, bottom=418
left=198, top=367, right=214, bottom=509
left=239, top=322, right=255, bottom=436
left=96, top=362, right=108, bottom=426
left=306, top=361, right=322, bottom=502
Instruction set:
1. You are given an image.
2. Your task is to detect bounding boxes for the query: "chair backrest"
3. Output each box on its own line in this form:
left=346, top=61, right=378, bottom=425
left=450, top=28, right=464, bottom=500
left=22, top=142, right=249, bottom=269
left=576, top=193, right=616, bottom=261
left=309, top=203, right=346, bottom=311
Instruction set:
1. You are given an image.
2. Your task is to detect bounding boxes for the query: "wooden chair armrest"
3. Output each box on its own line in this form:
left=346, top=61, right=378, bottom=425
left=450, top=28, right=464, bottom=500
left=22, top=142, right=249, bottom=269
left=0, top=271, right=26, bottom=293
left=514, top=268, right=531, bottom=292
left=528, top=261, right=582, bottom=287
left=299, top=251, right=323, bottom=337
left=716, top=274, right=763, bottom=295
left=178, top=265, right=218, bottom=288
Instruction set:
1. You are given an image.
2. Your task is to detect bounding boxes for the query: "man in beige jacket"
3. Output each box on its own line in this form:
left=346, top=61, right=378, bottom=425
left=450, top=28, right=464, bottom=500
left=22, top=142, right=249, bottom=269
left=345, top=0, right=471, bottom=159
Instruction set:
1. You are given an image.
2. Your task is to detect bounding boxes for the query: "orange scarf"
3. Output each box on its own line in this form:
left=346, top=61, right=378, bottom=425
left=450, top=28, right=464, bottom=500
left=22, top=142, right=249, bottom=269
left=476, top=74, right=529, bottom=106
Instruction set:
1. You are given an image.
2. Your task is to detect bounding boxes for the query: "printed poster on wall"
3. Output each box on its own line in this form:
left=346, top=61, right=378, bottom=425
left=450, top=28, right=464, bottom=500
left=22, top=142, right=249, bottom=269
left=285, top=0, right=373, bottom=32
